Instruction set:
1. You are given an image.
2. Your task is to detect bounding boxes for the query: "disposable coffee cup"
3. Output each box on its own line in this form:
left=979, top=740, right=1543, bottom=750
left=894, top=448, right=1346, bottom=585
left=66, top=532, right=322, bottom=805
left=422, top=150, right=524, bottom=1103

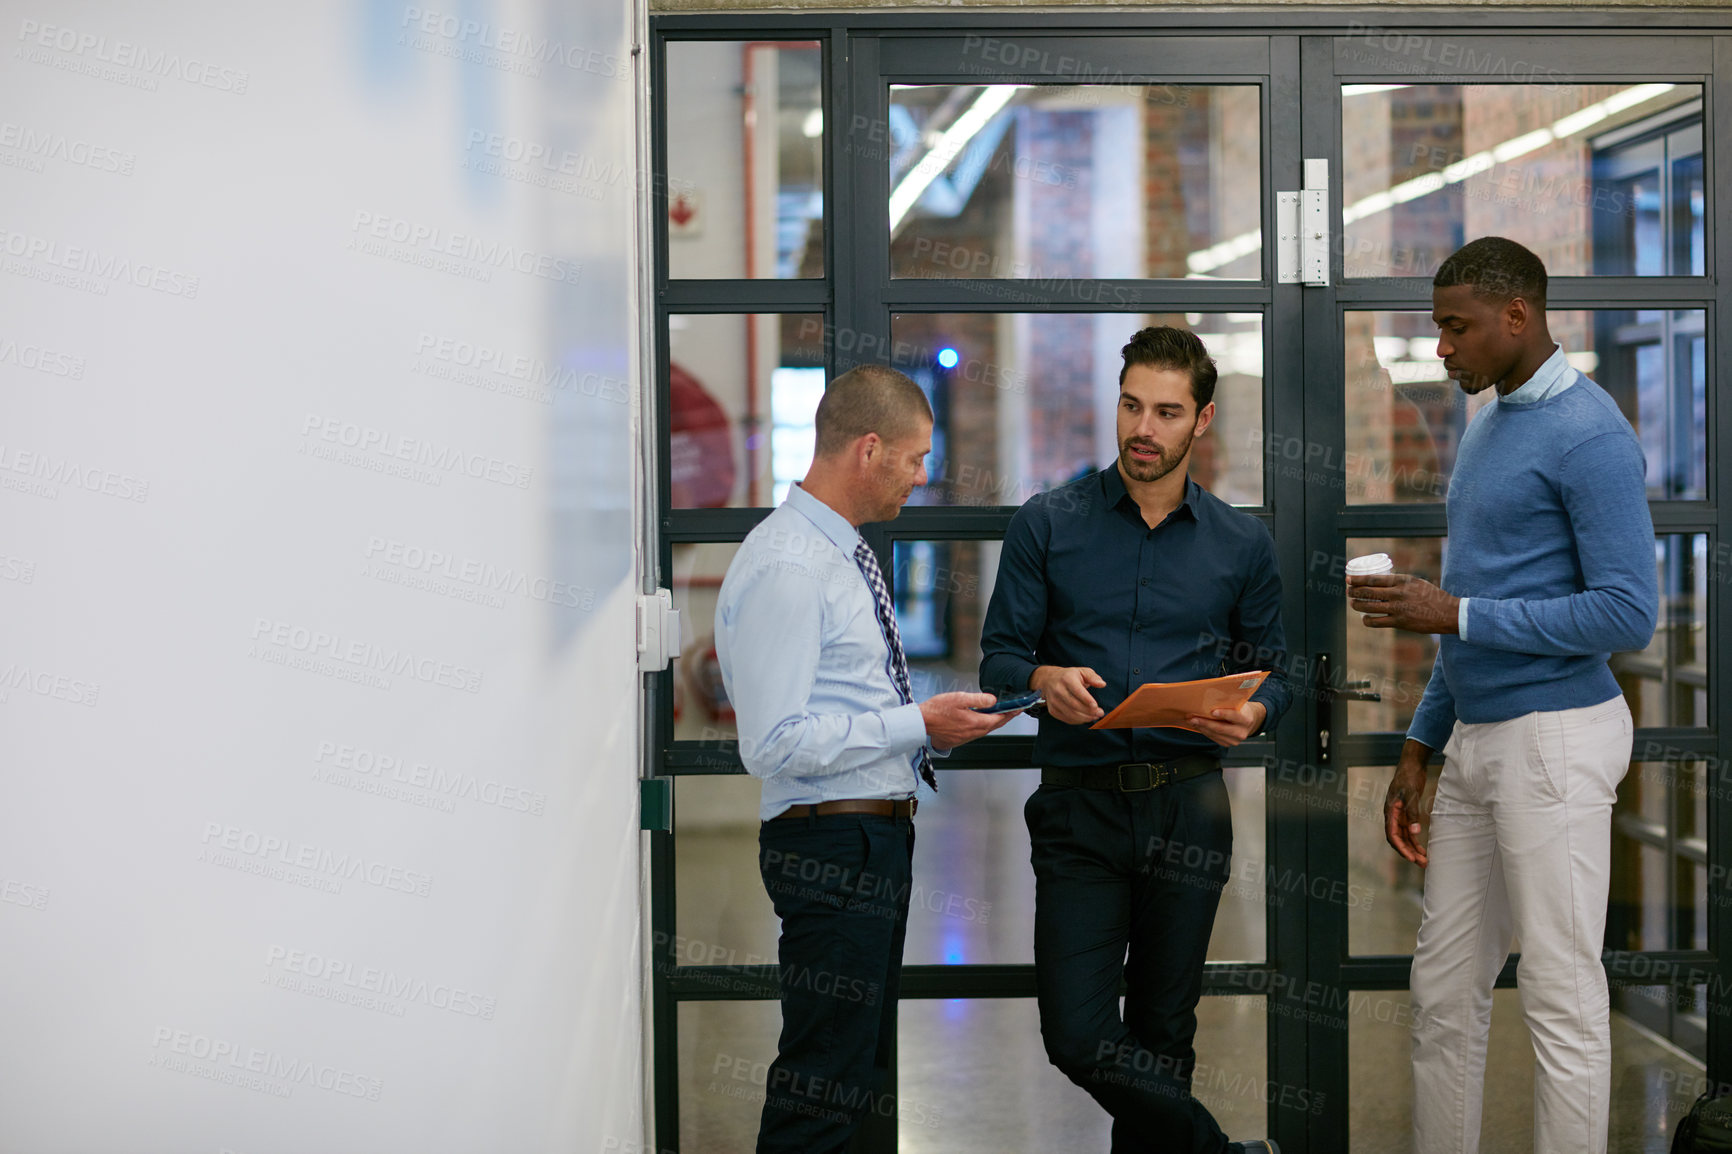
left=1346, top=553, right=1393, bottom=618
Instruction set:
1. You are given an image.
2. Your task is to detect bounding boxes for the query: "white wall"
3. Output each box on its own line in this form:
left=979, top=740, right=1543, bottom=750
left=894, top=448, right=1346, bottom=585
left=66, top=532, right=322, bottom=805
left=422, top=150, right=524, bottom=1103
left=0, top=2, right=645, bottom=1152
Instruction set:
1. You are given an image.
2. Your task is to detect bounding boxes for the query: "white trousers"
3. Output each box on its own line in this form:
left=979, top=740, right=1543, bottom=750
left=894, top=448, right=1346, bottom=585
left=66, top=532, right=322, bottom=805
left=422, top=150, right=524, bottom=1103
left=1409, top=697, right=1632, bottom=1154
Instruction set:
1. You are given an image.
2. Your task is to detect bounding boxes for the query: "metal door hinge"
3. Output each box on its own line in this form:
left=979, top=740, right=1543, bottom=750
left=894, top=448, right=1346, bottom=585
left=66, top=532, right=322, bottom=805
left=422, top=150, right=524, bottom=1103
left=1278, top=159, right=1331, bottom=286
left=637, top=589, right=681, bottom=673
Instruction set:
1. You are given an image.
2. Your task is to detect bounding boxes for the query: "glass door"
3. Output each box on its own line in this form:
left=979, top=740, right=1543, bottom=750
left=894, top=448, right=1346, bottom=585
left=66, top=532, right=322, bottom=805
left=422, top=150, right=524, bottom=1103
left=647, top=16, right=1732, bottom=1154
left=1298, top=30, right=1727, bottom=1153
left=871, top=33, right=1315, bottom=1153
left=650, top=25, right=1320, bottom=1152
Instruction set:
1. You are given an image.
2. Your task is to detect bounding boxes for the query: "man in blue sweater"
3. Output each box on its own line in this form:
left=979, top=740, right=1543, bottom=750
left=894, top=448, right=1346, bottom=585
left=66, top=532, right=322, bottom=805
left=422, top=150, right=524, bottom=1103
left=1349, top=237, right=1657, bottom=1154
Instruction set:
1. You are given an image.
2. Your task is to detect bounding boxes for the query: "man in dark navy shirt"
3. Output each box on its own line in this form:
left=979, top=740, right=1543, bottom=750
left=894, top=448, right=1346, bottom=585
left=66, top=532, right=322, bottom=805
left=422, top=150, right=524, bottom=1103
left=981, top=326, right=1290, bottom=1154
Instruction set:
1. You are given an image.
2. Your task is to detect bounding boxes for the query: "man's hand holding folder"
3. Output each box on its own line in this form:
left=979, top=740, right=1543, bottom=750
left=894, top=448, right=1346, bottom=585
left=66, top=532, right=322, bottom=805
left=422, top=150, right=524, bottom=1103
left=1028, top=667, right=1270, bottom=747
left=1178, top=696, right=1267, bottom=747
left=1092, top=671, right=1269, bottom=746
left=1022, top=668, right=1268, bottom=748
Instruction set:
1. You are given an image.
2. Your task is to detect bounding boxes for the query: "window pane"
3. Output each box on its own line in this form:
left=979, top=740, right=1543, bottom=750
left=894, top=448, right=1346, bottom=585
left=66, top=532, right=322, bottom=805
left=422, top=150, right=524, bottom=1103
left=1341, top=536, right=1445, bottom=737
left=1689, top=862, right=1708, bottom=952
left=1672, top=147, right=1705, bottom=276
left=1346, top=764, right=1426, bottom=957
left=1341, top=83, right=1703, bottom=278
left=1347, top=310, right=1707, bottom=505
left=1346, top=988, right=1702, bottom=1148
left=1344, top=313, right=1488, bottom=506
left=890, top=312, right=1263, bottom=507
left=895, top=539, right=991, bottom=682
left=1680, top=758, right=1708, bottom=844
left=672, top=542, right=743, bottom=743
left=1614, top=535, right=1708, bottom=729
left=1213, top=768, right=1268, bottom=963
left=900, top=769, right=1039, bottom=967
left=667, top=41, right=823, bottom=279
left=1563, top=309, right=1706, bottom=500
left=1609, top=759, right=1706, bottom=958
left=678, top=999, right=782, bottom=1151
left=899, top=767, right=1271, bottom=965
left=673, top=775, right=777, bottom=960
left=889, top=85, right=1261, bottom=279
left=900, top=995, right=1267, bottom=1147
left=899, top=998, right=1108, bottom=1148
left=1613, top=985, right=1708, bottom=1066
left=667, top=314, right=824, bottom=508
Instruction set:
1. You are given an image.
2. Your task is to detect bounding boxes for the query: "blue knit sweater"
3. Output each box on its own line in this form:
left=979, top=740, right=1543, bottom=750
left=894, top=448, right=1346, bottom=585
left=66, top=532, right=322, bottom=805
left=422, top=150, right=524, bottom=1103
left=1407, top=370, right=1659, bottom=751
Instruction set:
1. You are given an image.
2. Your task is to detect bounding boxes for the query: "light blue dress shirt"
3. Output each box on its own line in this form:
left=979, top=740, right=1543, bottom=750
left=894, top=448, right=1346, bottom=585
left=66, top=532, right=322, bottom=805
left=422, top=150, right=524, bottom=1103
left=714, top=485, right=932, bottom=821
left=1457, top=344, right=1576, bottom=640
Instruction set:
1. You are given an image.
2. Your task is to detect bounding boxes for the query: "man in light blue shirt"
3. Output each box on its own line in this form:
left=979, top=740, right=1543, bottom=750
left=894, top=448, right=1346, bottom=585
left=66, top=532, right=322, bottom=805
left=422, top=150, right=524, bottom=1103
left=1350, top=238, right=1657, bottom=1154
left=716, top=364, right=1012, bottom=1154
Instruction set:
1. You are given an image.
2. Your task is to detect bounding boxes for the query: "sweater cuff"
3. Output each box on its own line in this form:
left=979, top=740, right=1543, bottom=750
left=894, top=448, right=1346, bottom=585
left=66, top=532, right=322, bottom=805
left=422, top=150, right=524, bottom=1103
left=1406, top=712, right=1453, bottom=754
left=1464, top=596, right=1501, bottom=646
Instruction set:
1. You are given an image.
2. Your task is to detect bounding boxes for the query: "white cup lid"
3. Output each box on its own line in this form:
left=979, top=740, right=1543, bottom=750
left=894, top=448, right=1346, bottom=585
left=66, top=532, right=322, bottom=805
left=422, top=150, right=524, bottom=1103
left=1345, top=552, right=1394, bottom=575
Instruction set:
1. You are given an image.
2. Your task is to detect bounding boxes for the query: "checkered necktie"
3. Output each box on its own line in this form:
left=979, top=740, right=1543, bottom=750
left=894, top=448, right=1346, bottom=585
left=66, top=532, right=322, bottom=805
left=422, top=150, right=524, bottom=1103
left=853, top=540, right=937, bottom=792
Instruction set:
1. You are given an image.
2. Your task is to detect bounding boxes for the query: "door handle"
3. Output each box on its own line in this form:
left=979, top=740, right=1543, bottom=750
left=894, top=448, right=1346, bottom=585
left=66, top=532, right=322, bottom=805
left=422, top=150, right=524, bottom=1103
left=1315, top=655, right=1381, bottom=766
left=1338, top=679, right=1383, bottom=703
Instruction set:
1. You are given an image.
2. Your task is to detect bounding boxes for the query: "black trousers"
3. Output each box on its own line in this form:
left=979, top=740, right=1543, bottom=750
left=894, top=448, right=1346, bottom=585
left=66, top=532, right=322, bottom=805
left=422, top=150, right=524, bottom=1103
left=1026, top=773, right=1236, bottom=1154
left=755, top=813, right=914, bottom=1154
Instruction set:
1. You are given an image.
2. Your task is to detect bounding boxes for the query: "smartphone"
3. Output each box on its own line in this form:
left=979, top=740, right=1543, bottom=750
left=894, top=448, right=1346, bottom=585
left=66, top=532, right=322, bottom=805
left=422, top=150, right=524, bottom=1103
left=972, top=690, right=1044, bottom=714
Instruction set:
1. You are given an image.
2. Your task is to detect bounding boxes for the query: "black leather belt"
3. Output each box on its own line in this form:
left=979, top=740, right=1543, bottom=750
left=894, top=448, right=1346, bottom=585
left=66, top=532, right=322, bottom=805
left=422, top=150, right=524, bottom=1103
left=1041, top=756, right=1221, bottom=792
left=769, top=798, right=917, bottom=821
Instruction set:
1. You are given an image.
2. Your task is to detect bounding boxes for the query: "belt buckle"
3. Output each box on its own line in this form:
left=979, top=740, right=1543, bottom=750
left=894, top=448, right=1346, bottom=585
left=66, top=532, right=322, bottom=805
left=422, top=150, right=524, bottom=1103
left=1115, top=758, right=1170, bottom=786
left=1117, top=763, right=1167, bottom=791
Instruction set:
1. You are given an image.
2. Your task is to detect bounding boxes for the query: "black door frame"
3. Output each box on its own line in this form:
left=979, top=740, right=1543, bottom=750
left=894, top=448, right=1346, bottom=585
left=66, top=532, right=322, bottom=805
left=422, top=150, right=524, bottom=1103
left=646, top=13, right=1732, bottom=1153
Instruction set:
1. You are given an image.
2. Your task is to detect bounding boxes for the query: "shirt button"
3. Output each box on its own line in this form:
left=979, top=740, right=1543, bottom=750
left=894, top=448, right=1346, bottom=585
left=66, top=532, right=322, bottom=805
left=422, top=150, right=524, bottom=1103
left=1140, top=578, right=1148, bottom=585
left=1133, top=668, right=1140, bottom=675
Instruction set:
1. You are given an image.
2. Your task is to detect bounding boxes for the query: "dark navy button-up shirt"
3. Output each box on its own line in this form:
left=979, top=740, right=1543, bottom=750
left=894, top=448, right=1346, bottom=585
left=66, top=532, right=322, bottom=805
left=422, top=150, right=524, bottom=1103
left=979, top=467, right=1292, bottom=768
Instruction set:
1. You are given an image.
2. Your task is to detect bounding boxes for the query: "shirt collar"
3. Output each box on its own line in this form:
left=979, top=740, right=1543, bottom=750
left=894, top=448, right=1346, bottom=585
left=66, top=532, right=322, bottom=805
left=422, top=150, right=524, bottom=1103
left=785, top=483, right=862, bottom=554
left=1100, top=465, right=1201, bottom=522
left=1499, top=344, right=1575, bottom=405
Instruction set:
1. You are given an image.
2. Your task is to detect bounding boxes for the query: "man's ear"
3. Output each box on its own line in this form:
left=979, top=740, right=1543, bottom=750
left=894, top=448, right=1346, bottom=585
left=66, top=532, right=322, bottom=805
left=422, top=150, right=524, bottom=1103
left=1192, top=401, right=1216, bottom=439
left=1505, top=296, right=1531, bottom=336
left=856, top=432, right=883, bottom=466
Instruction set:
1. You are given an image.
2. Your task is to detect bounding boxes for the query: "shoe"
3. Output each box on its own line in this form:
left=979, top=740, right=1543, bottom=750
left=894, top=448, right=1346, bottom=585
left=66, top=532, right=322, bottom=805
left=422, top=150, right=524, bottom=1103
left=1227, top=1143, right=1280, bottom=1154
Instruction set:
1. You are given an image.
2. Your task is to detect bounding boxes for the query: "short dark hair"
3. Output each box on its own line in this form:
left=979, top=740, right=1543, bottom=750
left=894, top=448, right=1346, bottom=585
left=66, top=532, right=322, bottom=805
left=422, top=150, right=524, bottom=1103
left=1434, top=236, right=1548, bottom=309
left=1119, top=326, right=1217, bottom=409
left=813, top=364, right=933, bottom=457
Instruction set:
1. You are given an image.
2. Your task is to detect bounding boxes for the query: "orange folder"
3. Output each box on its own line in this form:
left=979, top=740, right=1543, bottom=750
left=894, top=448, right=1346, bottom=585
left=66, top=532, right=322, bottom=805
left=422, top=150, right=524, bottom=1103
left=1089, top=671, right=1270, bottom=733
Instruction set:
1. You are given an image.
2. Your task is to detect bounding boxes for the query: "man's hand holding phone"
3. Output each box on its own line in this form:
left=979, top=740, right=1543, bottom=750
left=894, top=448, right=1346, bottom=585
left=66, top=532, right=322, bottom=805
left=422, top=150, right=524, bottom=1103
left=920, top=692, right=1018, bottom=750
left=972, top=689, right=1044, bottom=715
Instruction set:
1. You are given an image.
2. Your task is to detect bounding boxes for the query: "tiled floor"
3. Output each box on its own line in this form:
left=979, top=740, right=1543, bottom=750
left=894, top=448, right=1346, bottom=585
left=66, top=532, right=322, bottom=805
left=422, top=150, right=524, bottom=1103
left=672, top=769, right=1706, bottom=1152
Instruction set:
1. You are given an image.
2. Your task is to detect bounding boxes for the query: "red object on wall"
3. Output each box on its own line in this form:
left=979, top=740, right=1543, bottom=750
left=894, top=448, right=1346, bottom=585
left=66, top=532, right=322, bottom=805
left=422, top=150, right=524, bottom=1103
left=681, top=636, right=735, bottom=723
left=668, top=361, right=737, bottom=508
